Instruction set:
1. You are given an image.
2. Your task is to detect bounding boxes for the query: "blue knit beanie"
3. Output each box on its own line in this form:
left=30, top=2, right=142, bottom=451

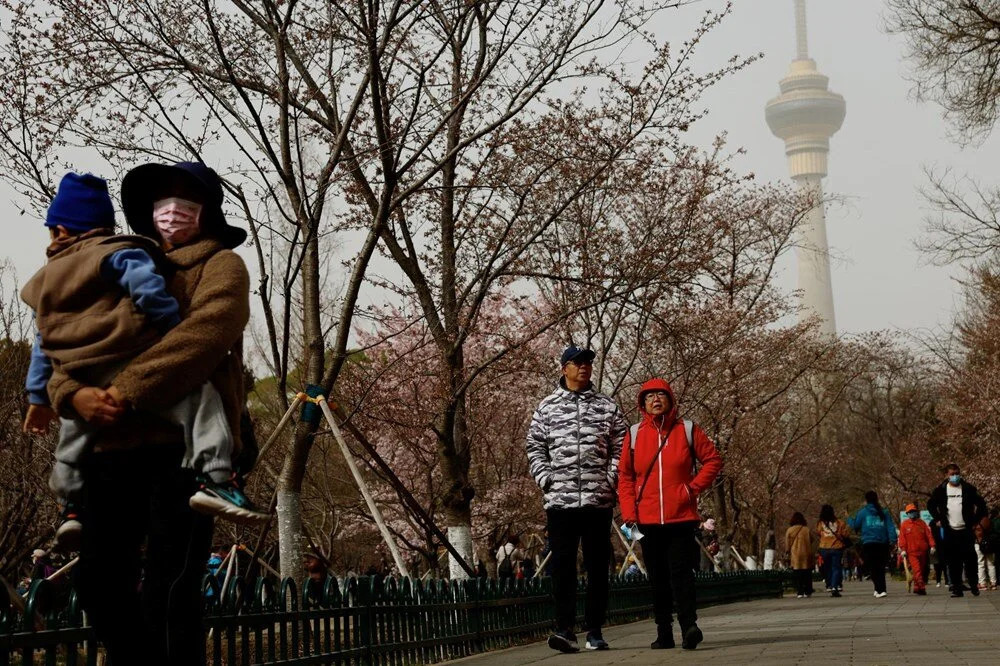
left=45, top=173, right=115, bottom=233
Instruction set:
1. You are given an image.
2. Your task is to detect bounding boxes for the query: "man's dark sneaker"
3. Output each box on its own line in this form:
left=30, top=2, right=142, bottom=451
left=831, top=589, right=842, bottom=598
left=950, top=589, right=964, bottom=598
left=970, top=586, right=980, bottom=597
left=547, top=630, right=579, bottom=653
left=915, top=589, right=927, bottom=596
left=651, top=625, right=675, bottom=649
left=54, top=503, right=83, bottom=553
left=189, top=475, right=271, bottom=524
left=585, top=630, right=609, bottom=650
left=681, top=624, right=703, bottom=650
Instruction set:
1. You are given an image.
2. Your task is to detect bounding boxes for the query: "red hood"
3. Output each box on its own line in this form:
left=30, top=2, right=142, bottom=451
left=637, top=378, right=678, bottom=427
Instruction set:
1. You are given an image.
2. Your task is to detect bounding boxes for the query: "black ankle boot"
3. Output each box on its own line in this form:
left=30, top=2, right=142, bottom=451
left=681, top=624, right=703, bottom=650
left=651, top=625, right=674, bottom=649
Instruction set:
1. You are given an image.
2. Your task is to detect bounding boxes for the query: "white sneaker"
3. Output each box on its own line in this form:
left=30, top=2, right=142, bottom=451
left=796, top=594, right=805, bottom=598
left=875, top=591, right=888, bottom=598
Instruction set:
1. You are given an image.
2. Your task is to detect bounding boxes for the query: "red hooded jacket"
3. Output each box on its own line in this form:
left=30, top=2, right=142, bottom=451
left=618, top=378, right=723, bottom=525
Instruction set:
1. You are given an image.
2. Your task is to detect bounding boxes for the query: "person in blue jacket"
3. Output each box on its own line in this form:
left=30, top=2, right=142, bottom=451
left=848, top=490, right=898, bottom=598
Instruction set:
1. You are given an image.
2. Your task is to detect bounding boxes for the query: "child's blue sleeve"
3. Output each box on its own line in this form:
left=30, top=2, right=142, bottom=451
left=101, top=249, right=181, bottom=330
left=25, top=328, right=53, bottom=405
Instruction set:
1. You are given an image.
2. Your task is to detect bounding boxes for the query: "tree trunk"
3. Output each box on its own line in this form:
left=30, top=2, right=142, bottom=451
left=713, top=480, right=729, bottom=533
left=276, top=487, right=302, bottom=581
left=276, top=422, right=316, bottom=579
left=276, top=230, right=325, bottom=581
left=439, top=360, right=475, bottom=579
left=447, top=518, right=474, bottom=580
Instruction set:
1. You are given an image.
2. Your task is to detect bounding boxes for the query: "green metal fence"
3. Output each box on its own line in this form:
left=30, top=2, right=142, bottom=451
left=0, top=570, right=787, bottom=665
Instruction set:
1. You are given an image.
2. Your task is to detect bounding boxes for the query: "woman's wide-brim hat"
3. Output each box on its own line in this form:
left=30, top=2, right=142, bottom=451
left=121, top=161, right=247, bottom=249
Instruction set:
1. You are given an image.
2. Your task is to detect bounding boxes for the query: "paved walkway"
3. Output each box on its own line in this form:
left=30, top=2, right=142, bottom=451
left=446, top=581, right=1000, bottom=665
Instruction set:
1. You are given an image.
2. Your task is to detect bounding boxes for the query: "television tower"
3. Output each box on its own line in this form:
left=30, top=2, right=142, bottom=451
left=765, top=0, right=846, bottom=335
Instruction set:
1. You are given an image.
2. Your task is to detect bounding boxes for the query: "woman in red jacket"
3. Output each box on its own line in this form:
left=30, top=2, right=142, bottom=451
left=618, top=378, right=723, bottom=650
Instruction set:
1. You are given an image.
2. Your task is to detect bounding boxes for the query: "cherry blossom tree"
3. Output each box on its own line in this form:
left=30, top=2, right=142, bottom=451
left=330, top=298, right=558, bottom=574
left=0, top=263, right=59, bottom=580
left=0, top=0, right=718, bottom=577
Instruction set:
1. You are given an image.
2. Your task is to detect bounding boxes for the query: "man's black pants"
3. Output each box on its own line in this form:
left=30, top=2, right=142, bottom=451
left=546, top=507, right=612, bottom=634
left=638, top=522, right=699, bottom=632
left=944, top=527, right=979, bottom=592
left=75, top=444, right=214, bottom=666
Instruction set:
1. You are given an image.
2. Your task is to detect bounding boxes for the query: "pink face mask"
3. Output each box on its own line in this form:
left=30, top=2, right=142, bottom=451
left=152, top=197, right=202, bottom=245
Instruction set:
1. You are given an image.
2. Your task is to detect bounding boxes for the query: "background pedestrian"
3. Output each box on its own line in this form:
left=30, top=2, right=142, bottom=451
left=848, top=490, right=897, bottom=598
left=786, top=512, right=814, bottom=598
left=815, top=504, right=850, bottom=597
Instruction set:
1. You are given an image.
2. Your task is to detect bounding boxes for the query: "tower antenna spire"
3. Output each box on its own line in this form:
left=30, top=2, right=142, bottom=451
left=795, top=0, right=809, bottom=60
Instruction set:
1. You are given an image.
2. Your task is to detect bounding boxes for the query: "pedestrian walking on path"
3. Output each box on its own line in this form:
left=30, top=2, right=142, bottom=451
left=525, top=346, right=627, bottom=653
left=930, top=519, right=949, bottom=588
left=897, top=503, right=934, bottom=595
left=495, top=537, right=522, bottom=581
left=20, top=172, right=266, bottom=556
left=928, top=463, right=988, bottom=597
left=848, top=490, right=897, bottom=598
left=786, top=512, right=815, bottom=598
left=815, top=505, right=850, bottom=597
left=973, top=507, right=998, bottom=590
left=618, top=378, right=723, bottom=651
left=45, top=161, right=254, bottom=665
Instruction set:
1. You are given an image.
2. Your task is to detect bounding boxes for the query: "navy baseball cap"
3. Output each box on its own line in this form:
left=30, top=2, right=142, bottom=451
left=560, top=346, right=596, bottom=366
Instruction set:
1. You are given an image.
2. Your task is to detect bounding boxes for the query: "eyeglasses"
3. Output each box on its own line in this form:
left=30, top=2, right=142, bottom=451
left=567, top=359, right=592, bottom=367
left=644, top=391, right=669, bottom=401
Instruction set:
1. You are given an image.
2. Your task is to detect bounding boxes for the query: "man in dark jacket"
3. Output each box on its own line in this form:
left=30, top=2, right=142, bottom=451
left=525, top=346, right=627, bottom=653
left=927, top=463, right=988, bottom=597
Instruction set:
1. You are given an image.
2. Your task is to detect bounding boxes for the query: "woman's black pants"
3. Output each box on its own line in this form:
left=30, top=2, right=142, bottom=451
left=639, top=522, right=699, bottom=632
left=793, top=569, right=812, bottom=596
left=862, top=542, right=889, bottom=594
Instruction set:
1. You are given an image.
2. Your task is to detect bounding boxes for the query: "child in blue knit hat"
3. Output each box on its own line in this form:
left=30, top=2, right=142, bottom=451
left=22, top=173, right=268, bottom=551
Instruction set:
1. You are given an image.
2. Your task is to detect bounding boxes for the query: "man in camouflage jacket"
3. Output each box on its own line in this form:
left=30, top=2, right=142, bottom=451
left=526, top=346, right=628, bottom=653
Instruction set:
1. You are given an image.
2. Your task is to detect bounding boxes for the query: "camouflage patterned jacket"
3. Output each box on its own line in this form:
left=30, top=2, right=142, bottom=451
left=525, top=381, right=628, bottom=510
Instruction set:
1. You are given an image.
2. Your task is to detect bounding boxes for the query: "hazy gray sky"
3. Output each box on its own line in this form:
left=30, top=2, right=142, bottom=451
left=2, top=0, right=991, bottom=338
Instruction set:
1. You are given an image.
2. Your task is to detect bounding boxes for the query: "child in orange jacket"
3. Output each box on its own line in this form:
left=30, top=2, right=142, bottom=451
left=898, top=503, right=935, bottom=594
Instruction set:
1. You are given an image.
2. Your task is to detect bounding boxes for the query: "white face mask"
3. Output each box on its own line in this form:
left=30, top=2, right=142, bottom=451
left=152, top=197, right=202, bottom=245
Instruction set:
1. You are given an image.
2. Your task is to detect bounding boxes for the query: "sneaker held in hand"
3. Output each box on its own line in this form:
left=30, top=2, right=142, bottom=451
left=190, top=475, right=271, bottom=524
left=54, top=502, right=83, bottom=553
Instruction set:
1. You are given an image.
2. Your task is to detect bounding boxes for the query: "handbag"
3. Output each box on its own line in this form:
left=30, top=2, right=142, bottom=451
left=981, top=532, right=999, bottom=556
left=823, top=520, right=852, bottom=549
